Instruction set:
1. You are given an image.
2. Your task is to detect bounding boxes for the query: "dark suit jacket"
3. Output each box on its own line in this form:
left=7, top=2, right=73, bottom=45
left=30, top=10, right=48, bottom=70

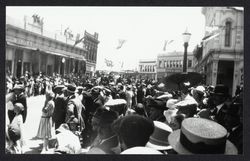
left=228, top=124, right=243, bottom=154
left=214, top=104, right=228, bottom=127
left=12, top=93, right=27, bottom=123
left=52, top=95, right=67, bottom=129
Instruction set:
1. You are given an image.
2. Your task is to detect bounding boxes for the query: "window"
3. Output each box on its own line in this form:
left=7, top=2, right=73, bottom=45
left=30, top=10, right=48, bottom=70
left=170, top=60, right=172, bottom=68
left=159, top=61, right=162, bottom=68
left=188, top=60, right=192, bottom=68
left=166, top=61, right=169, bottom=68
left=225, top=21, right=232, bottom=47
left=180, top=60, right=183, bottom=67
left=176, top=60, right=179, bottom=68
left=173, top=60, right=175, bottom=68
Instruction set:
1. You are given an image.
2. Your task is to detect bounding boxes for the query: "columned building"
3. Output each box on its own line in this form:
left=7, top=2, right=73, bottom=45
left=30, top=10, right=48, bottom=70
left=194, top=7, right=244, bottom=96
left=138, top=60, right=157, bottom=80
left=157, top=51, right=194, bottom=81
left=6, top=15, right=98, bottom=78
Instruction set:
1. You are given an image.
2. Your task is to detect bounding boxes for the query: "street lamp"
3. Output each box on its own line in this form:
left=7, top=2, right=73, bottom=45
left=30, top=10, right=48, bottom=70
left=182, top=28, right=191, bottom=72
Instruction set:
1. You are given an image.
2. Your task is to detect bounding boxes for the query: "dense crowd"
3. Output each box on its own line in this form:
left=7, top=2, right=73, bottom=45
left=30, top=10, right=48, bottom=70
left=5, top=71, right=243, bottom=154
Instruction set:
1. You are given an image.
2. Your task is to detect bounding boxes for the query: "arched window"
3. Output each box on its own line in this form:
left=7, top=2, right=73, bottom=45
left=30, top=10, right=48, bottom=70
left=225, top=21, right=232, bottom=47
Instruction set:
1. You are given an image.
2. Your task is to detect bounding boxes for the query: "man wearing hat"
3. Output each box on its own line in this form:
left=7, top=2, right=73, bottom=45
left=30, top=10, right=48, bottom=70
left=65, top=84, right=85, bottom=133
left=9, top=84, right=27, bottom=124
left=87, top=108, right=119, bottom=154
left=168, top=118, right=237, bottom=154
left=210, top=84, right=230, bottom=127
left=52, top=85, right=67, bottom=130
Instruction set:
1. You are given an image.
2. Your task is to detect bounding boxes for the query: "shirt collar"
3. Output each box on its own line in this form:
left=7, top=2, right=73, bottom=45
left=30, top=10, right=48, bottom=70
left=216, top=103, right=224, bottom=113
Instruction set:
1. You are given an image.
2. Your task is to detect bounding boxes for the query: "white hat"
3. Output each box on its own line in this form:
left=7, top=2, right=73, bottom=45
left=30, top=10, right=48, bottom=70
left=121, top=146, right=163, bottom=154
left=146, top=121, right=173, bottom=150
left=168, top=118, right=238, bottom=154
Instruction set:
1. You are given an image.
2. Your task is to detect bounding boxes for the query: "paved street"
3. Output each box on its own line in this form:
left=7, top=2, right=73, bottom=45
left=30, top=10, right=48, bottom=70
left=21, top=95, right=56, bottom=154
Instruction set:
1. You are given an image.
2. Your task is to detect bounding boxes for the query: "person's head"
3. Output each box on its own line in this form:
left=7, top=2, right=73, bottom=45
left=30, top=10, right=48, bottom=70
left=91, top=108, right=118, bottom=135
left=211, top=85, right=229, bottom=106
left=115, top=115, right=154, bottom=151
left=66, top=84, right=76, bottom=96
left=13, top=103, right=24, bottom=115
left=12, top=84, right=24, bottom=95
left=46, top=91, right=55, bottom=101
left=169, top=114, right=186, bottom=131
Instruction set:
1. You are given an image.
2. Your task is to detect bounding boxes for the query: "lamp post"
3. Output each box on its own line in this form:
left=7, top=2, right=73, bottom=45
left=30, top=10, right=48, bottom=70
left=182, top=28, right=191, bottom=72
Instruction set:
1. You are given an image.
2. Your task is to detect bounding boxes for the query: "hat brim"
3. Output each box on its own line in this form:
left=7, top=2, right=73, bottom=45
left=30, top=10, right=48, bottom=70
left=168, top=129, right=238, bottom=154
left=146, top=142, right=173, bottom=151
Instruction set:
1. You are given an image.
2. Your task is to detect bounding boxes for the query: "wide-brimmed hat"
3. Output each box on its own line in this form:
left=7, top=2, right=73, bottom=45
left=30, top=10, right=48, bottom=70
left=56, top=123, right=70, bottom=133
left=121, top=146, right=163, bottom=154
left=168, top=118, right=238, bottom=154
left=13, top=84, right=24, bottom=91
left=66, top=84, right=76, bottom=93
left=210, top=84, right=229, bottom=97
left=53, top=85, right=65, bottom=93
left=14, top=103, right=24, bottom=111
left=146, top=121, right=173, bottom=150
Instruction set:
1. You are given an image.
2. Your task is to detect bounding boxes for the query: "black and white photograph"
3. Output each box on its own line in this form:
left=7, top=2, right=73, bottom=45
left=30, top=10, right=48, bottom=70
left=5, top=6, right=244, bottom=155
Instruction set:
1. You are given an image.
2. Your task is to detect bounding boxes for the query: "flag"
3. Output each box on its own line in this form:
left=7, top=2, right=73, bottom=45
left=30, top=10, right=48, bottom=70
left=116, top=39, right=126, bottom=49
left=64, top=27, right=69, bottom=36
left=74, top=33, right=84, bottom=47
left=163, top=40, right=168, bottom=51
left=168, top=40, right=174, bottom=44
left=202, top=33, right=220, bottom=42
left=105, top=58, right=113, bottom=67
left=163, top=40, right=174, bottom=51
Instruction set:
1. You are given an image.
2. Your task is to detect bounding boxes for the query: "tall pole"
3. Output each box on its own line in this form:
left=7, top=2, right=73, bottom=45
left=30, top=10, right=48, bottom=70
left=183, top=42, right=188, bottom=72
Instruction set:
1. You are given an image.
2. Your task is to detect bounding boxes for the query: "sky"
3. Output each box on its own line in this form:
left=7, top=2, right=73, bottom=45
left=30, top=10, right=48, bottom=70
left=6, top=7, right=205, bottom=71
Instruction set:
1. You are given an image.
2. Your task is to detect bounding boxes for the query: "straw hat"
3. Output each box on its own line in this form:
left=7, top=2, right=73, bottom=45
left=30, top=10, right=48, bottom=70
left=168, top=118, right=238, bottom=154
left=146, top=121, right=173, bottom=150
left=121, top=146, right=163, bottom=154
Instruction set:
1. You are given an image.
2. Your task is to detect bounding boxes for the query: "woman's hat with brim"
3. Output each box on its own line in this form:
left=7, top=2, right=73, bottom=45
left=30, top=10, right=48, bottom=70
left=13, top=84, right=24, bottom=91
left=146, top=121, right=173, bottom=150
left=168, top=118, right=238, bottom=154
left=66, top=84, right=76, bottom=94
left=121, top=146, right=163, bottom=154
left=14, top=103, right=24, bottom=111
left=56, top=123, right=70, bottom=133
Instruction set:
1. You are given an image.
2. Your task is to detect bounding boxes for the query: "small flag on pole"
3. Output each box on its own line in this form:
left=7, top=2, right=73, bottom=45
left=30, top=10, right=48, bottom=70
left=74, top=33, right=84, bottom=47
left=116, top=39, right=126, bottom=49
left=163, top=40, right=168, bottom=51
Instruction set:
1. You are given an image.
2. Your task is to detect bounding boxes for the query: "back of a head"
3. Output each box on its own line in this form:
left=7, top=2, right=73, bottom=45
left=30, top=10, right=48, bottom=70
left=117, top=115, right=154, bottom=149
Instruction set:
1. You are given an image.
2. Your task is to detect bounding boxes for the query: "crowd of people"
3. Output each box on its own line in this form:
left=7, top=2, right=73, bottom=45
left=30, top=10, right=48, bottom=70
left=5, top=71, right=243, bottom=154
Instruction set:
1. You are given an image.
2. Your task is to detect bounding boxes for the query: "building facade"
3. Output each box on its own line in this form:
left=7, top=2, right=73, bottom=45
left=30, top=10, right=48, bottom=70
left=83, top=31, right=99, bottom=76
left=194, top=7, right=244, bottom=96
left=157, top=51, right=194, bottom=81
left=6, top=15, right=98, bottom=78
left=138, top=60, right=157, bottom=80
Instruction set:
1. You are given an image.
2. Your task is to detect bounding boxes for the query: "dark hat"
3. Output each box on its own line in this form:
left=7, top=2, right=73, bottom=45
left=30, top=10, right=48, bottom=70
left=53, top=85, right=65, bottom=93
left=147, top=98, right=167, bottom=110
left=168, top=118, right=237, bottom=154
left=146, top=121, right=173, bottom=150
left=92, top=108, right=118, bottom=126
left=117, top=115, right=154, bottom=148
left=67, top=84, right=76, bottom=93
left=177, top=104, right=197, bottom=118
left=211, top=84, right=229, bottom=97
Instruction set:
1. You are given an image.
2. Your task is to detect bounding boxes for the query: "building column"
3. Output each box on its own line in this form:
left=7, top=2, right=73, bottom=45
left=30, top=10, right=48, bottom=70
left=211, top=59, right=219, bottom=86
left=232, top=60, right=241, bottom=96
